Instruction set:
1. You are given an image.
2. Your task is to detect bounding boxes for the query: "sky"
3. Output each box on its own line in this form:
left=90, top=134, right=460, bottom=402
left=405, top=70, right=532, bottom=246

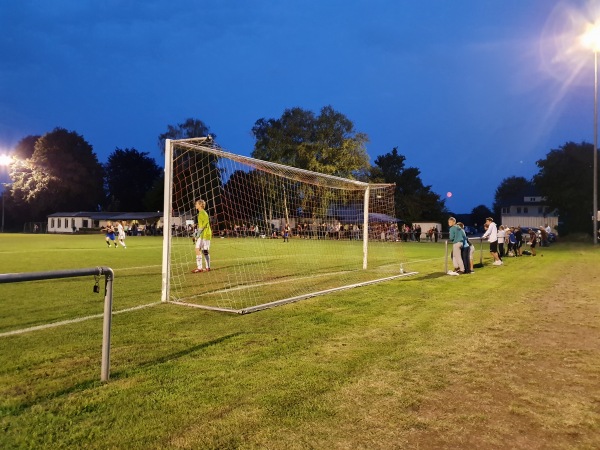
left=1, top=0, right=600, bottom=213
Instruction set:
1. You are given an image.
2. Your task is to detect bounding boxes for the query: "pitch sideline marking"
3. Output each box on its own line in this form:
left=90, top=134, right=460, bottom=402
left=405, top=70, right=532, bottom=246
left=0, top=301, right=162, bottom=338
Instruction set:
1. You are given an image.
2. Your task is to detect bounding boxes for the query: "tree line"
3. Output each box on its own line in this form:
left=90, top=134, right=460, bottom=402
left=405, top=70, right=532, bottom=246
left=2, top=106, right=597, bottom=235
left=2, top=107, right=450, bottom=230
left=486, top=141, right=600, bottom=236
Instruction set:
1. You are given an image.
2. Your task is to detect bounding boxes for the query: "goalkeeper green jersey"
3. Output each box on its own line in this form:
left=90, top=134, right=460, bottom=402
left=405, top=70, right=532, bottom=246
left=197, top=209, right=212, bottom=240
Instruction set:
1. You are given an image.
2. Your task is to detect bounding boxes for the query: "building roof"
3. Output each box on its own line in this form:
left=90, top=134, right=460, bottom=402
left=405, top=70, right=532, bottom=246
left=47, top=211, right=163, bottom=220
left=497, top=186, right=548, bottom=208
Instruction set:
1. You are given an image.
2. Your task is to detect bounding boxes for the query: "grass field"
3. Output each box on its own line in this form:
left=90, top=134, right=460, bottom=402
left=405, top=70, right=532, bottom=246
left=168, top=234, right=419, bottom=312
left=1, top=234, right=599, bottom=449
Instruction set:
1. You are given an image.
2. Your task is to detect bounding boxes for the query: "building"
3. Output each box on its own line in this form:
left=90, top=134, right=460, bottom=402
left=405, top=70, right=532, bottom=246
left=499, top=189, right=559, bottom=232
left=47, top=212, right=164, bottom=234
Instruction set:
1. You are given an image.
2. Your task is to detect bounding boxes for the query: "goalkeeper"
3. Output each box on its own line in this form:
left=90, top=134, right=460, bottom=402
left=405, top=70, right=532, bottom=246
left=192, top=199, right=212, bottom=273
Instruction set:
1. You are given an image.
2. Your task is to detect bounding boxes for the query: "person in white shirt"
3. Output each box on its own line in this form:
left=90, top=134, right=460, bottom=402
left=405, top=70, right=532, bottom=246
left=116, top=221, right=127, bottom=249
left=497, top=225, right=506, bottom=258
left=481, top=217, right=502, bottom=266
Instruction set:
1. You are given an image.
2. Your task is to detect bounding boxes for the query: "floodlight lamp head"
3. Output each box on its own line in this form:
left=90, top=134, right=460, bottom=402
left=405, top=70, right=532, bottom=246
left=581, top=22, right=600, bottom=52
left=0, top=154, right=12, bottom=166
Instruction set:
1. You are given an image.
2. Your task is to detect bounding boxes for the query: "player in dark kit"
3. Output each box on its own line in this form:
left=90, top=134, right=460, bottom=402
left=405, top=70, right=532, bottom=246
left=102, top=221, right=118, bottom=248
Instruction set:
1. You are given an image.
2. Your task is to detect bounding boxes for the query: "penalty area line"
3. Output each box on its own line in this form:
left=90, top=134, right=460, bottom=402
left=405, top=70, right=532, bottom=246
left=0, top=301, right=162, bottom=338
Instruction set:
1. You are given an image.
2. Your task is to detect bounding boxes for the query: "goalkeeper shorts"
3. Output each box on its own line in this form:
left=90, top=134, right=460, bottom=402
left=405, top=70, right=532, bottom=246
left=195, top=239, right=211, bottom=251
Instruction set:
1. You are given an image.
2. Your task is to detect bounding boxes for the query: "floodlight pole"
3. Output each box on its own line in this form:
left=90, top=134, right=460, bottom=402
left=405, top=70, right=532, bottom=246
left=1, top=189, right=4, bottom=233
left=594, top=51, right=599, bottom=245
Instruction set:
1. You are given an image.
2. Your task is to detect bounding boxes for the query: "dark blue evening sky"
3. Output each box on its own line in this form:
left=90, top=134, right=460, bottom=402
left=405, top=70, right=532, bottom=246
left=1, top=0, right=598, bottom=212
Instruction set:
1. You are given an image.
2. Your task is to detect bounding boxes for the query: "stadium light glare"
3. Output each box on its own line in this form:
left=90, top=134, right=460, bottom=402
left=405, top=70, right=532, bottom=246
left=0, top=154, right=12, bottom=166
left=581, top=22, right=600, bottom=52
left=581, top=21, right=600, bottom=245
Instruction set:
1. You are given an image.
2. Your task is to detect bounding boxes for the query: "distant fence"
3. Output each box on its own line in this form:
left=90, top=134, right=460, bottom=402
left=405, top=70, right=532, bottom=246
left=22, top=222, right=47, bottom=233
left=0, top=267, right=114, bottom=382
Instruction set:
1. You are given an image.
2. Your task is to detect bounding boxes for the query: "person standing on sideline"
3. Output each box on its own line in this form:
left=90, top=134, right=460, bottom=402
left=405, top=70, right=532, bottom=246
left=497, top=225, right=506, bottom=259
left=515, top=226, right=524, bottom=256
left=506, top=227, right=517, bottom=256
left=116, top=221, right=127, bottom=249
left=539, top=226, right=549, bottom=247
left=457, top=222, right=472, bottom=274
left=192, top=199, right=212, bottom=273
left=528, top=229, right=538, bottom=256
left=482, top=217, right=503, bottom=265
left=447, top=217, right=466, bottom=275
left=283, top=223, right=291, bottom=242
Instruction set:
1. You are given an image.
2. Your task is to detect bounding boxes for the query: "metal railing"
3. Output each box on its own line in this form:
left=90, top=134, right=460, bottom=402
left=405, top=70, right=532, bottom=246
left=0, top=267, right=114, bottom=382
left=444, top=237, right=486, bottom=273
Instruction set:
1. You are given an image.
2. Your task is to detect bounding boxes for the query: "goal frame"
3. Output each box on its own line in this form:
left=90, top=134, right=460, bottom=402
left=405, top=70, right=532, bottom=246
left=161, top=138, right=414, bottom=313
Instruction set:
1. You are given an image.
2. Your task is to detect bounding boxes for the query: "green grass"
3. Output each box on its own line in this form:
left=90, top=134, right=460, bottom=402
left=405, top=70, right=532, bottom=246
left=1, top=234, right=599, bottom=449
left=168, top=236, right=410, bottom=311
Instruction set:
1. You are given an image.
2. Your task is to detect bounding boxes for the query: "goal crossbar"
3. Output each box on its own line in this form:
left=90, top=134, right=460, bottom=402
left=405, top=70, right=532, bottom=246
left=172, top=139, right=392, bottom=191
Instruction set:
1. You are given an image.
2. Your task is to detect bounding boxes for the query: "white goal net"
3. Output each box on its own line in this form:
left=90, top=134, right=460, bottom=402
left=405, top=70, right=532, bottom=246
left=161, top=138, right=408, bottom=313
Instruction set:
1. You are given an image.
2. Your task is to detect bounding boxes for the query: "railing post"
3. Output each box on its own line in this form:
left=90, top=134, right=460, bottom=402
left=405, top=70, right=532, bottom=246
left=444, top=240, right=449, bottom=273
left=0, top=266, right=115, bottom=382
left=101, top=268, right=114, bottom=382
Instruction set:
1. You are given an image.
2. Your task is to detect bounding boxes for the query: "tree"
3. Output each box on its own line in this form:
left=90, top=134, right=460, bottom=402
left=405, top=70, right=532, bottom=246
left=492, top=176, right=534, bottom=220
left=158, top=118, right=214, bottom=152
left=143, top=173, right=164, bottom=212
left=471, top=204, right=493, bottom=230
left=10, top=128, right=105, bottom=220
left=14, top=135, right=40, bottom=160
left=534, top=141, right=600, bottom=235
left=251, top=106, right=370, bottom=178
left=158, top=118, right=222, bottom=219
left=105, top=148, right=162, bottom=211
left=371, top=147, right=447, bottom=222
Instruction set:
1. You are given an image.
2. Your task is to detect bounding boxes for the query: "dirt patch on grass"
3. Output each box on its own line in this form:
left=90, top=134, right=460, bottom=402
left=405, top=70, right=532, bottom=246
left=406, top=259, right=600, bottom=449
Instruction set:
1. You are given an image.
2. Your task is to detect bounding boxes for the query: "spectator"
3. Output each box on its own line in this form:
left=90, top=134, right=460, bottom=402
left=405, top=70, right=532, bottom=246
left=506, top=227, right=517, bottom=257
left=539, top=226, right=549, bottom=247
left=497, top=225, right=506, bottom=259
left=528, top=229, right=538, bottom=256
left=447, top=217, right=466, bottom=275
left=481, top=217, right=503, bottom=266
left=514, top=226, right=523, bottom=256
left=457, top=222, right=472, bottom=274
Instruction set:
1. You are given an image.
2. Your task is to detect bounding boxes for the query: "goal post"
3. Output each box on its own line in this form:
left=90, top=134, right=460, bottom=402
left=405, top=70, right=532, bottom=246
left=161, top=138, right=411, bottom=313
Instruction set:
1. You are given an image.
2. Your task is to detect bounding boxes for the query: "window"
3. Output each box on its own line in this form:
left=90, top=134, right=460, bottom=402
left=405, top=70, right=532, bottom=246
left=83, top=219, right=89, bottom=228
left=501, top=207, right=509, bottom=214
left=58, top=218, right=62, bottom=228
left=51, top=219, right=55, bottom=228
left=524, top=207, right=529, bottom=214
left=516, top=207, right=521, bottom=214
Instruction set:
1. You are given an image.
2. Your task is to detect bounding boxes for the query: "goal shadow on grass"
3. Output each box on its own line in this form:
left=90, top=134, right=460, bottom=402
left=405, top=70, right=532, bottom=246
left=411, top=272, right=448, bottom=280
left=5, top=332, right=243, bottom=415
left=114, top=331, right=244, bottom=377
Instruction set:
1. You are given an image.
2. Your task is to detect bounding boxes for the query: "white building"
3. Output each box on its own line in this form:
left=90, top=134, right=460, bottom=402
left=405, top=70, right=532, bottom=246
left=499, top=192, right=559, bottom=232
left=47, top=212, right=164, bottom=234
